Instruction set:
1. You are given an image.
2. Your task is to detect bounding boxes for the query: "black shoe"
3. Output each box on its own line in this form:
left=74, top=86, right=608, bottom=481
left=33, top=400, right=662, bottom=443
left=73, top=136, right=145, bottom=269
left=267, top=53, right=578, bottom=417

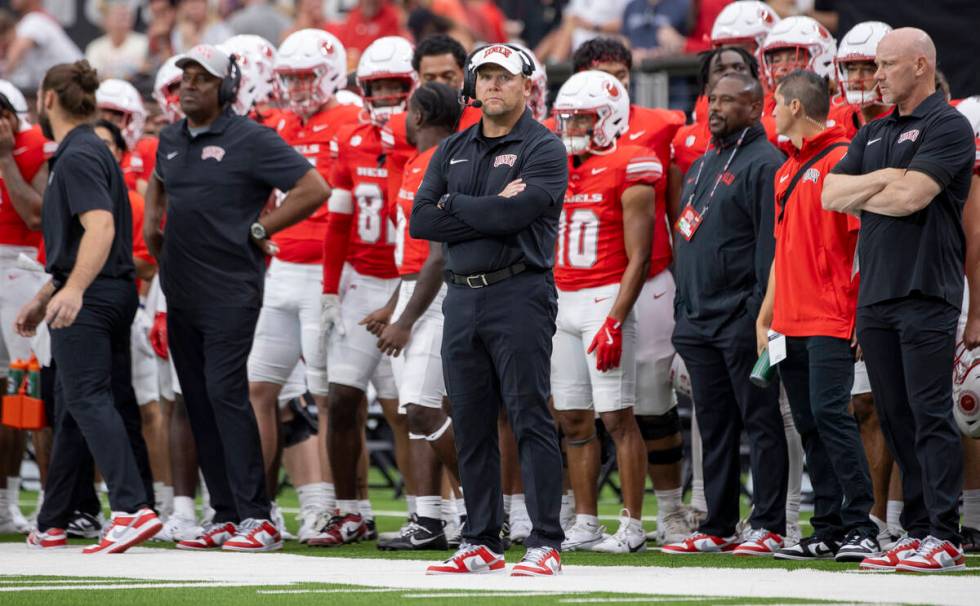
left=363, top=518, right=378, bottom=541
left=376, top=517, right=447, bottom=551
left=447, top=515, right=465, bottom=549
left=66, top=511, right=103, bottom=539
left=962, top=526, right=980, bottom=553
left=501, top=516, right=512, bottom=551
left=774, top=535, right=839, bottom=560
left=834, top=529, right=881, bottom=562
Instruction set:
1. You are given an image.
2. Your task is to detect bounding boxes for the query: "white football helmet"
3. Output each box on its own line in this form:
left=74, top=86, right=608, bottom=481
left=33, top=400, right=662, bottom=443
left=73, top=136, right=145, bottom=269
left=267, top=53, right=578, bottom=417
left=835, top=21, right=892, bottom=107
left=222, top=34, right=279, bottom=106
left=761, top=16, right=837, bottom=90
left=154, top=56, right=184, bottom=124
left=356, top=36, right=417, bottom=126
left=96, top=79, right=147, bottom=150
left=510, top=43, right=548, bottom=121
left=275, top=29, right=348, bottom=118
left=0, top=79, right=30, bottom=129
left=335, top=90, right=364, bottom=107
left=553, top=70, right=629, bottom=155
left=955, top=96, right=980, bottom=173
left=953, top=343, right=980, bottom=438
left=669, top=354, right=692, bottom=400
left=710, top=1, right=780, bottom=62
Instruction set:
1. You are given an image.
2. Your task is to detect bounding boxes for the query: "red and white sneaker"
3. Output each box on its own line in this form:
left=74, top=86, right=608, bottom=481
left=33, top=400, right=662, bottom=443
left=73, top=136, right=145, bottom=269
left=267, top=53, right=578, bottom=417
left=859, top=535, right=921, bottom=571
left=222, top=518, right=282, bottom=552
left=82, top=508, right=162, bottom=554
left=895, top=536, right=966, bottom=573
left=307, top=512, right=365, bottom=547
left=511, top=546, right=562, bottom=576
left=426, top=543, right=506, bottom=574
left=733, top=528, right=783, bottom=557
left=661, top=531, right=738, bottom=554
left=176, top=521, right=237, bottom=550
left=26, top=527, right=67, bottom=549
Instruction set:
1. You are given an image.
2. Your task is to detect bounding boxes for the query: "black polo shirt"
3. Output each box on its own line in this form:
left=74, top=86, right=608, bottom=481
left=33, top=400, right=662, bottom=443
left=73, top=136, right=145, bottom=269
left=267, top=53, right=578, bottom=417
left=673, top=122, right=784, bottom=339
left=831, top=91, right=974, bottom=309
left=155, top=110, right=312, bottom=309
left=43, top=124, right=134, bottom=285
left=410, top=109, right=568, bottom=276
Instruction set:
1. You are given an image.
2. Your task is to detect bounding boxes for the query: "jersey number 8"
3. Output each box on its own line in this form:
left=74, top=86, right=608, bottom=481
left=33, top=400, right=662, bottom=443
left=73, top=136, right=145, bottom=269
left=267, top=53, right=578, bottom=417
left=354, top=183, right=395, bottom=245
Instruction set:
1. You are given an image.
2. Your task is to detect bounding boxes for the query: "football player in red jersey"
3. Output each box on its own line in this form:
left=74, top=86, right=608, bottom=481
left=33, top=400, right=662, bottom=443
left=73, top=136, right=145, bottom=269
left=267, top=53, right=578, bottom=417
left=315, top=36, right=416, bottom=547
left=570, top=37, right=692, bottom=544
left=96, top=79, right=158, bottom=196
left=0, top=80, right=50, bottom=534
left=220, top=35, right=285, bottom=129
left=550, top=71, right=659, bottom=553
left=364, top=82, right=463, bottom=551
left=830, top=22, right=893, bottom=139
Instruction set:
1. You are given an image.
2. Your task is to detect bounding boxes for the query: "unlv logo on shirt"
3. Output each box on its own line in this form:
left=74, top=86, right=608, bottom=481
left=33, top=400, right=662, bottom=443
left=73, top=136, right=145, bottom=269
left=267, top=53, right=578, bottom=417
left=897, top=129, right=921, bottom=144
left=802, top=167, right=821, bottom=184
left=201, top=145, right=226, bottom=162
left=494, top=154, right=517, bottom=168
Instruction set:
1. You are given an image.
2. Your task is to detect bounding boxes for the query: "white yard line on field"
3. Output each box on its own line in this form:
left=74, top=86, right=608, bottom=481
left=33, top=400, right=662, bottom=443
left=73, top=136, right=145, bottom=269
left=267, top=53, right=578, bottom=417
left=1, top=544, right=978, bottom=604
left=0, top=582, right=261, bottom=592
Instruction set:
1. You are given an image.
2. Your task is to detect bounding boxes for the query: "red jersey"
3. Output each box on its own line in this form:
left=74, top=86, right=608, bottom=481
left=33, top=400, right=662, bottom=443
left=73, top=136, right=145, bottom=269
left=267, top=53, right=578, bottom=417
left=624, top=105, right=683, bottom=278
left=771, top=126, right=858, bottom=339
left=273, top=104, right=363, bottom=264
left=129, top=190, right=153, bottom=265
left=120, top=137, right=158, bottom=191
left=555, top=145, right=663, bottom=291
left=0, top=125, right=51, bottom=247
left=394, top=147, right=435, bottom=276
left=827, top=98, right=891, bottom=139
left=325, top=122, right=399, bottom=285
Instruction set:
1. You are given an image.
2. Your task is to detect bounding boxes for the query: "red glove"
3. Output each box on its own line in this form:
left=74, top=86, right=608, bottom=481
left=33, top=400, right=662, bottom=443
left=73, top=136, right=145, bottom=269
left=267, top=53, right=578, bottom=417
left=149, top=312, right=169, bottom=360
left=587, top=317, right=623, bottom=372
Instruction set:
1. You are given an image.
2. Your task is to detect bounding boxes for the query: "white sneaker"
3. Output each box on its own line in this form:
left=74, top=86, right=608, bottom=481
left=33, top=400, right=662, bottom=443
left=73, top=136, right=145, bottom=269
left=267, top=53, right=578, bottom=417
left=785, top=520, right=802, bottom=547
left=560, top=505, right=576, bottom=532
left=378, top=516, right=416, bottom=542
left=561, top=519, right=604, bottom=551
left=297, top=510, right=328, bottom=544
left=7, top=492, right=30, bottom=534
left=657, top=509, right=693, bottom=545
left=509, top=510, right=532, bottom=544
left=153, top=514, right=201, bottom=542
left=0, top=496, right=22, bottom=534
left=591, top=514, right=647, bottom=553
left=271, top=503, right=295, bottom=540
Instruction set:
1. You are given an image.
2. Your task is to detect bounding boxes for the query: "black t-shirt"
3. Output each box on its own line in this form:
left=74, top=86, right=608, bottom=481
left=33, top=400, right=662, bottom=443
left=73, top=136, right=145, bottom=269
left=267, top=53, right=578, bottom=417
left=831, top=91, right=974, bottom=310
left=42, top=125, right=134, bottom=284
left=155, top=110, right=312, bottom=309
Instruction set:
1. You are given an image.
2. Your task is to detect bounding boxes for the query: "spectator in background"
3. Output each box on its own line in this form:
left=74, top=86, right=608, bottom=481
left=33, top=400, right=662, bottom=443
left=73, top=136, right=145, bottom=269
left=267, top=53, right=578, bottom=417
left=228, top=0, right=290, bottom=45
left=683, top=0, right=731, bottom=54
left=171, top=0, right=234, bottom=54
left=279, top=0, right=328, bottom=42
left=495, top=0, right=549, bottom=48
left=327, top=0, right=406, bottom=70
left=0, top=0, right=82, bottom=91
left=85, top=1, right=149, bottom=81
left=145, top=0, right=177, bottom=71
left=622, top=0, right=690, bottom=60
left=535, top=0, right=631, bottom=64
left=461, top=0, right=508, bottom=44
left=768, top=0, right=838, bottom=35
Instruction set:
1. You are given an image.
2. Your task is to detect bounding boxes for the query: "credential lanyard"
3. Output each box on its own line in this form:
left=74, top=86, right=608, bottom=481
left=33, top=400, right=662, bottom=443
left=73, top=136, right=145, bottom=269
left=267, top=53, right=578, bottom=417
left=684, top=127, right=748, bottom=220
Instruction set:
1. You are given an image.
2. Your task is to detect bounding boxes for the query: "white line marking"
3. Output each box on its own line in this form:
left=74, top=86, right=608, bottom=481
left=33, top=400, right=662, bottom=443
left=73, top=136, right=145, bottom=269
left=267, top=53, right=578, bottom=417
left=404, top=592, right=566, bottom=598
left=0, top=582, right=260, bottom=592
left=257, top=588, right=398, bottom=595
left=560, top=599, right=707, bottom=604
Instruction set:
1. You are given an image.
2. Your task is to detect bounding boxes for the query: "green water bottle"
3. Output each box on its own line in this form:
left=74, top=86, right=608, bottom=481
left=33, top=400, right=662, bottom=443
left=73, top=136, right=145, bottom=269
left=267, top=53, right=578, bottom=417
left=6, top=359, right=27, bottom=395
left=26, top=357, right=41, bottom=399
left=750, top=349, right=775, bottom=388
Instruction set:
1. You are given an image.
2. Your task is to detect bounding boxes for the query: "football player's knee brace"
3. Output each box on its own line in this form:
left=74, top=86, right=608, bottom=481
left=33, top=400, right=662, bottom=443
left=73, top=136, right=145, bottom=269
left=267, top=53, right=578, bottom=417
left=565, top=431, right=597, bottom=448
left=408, top=417, right=452, bottom=442
left=637, top=409, right=681, bottom=441
left=282, top=402, right=316, bottom=448
left=647, top=445, right=683, bottom=465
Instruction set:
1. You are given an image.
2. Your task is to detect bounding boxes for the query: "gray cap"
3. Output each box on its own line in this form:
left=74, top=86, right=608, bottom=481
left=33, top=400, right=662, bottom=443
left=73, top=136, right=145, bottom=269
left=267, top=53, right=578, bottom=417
left=175, top=44, right=231, bottom=79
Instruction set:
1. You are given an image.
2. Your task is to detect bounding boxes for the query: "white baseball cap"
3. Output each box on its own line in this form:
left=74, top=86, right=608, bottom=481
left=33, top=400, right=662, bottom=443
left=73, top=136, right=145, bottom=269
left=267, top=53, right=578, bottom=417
left=470, top=45, right=527, bottom=76
left=176, top=44, right=232, bottom=79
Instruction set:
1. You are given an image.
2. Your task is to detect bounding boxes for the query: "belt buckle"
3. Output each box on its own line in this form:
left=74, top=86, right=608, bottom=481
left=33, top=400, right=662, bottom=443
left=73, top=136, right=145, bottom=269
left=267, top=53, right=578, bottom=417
left=465, top=273, right=488, bottom=288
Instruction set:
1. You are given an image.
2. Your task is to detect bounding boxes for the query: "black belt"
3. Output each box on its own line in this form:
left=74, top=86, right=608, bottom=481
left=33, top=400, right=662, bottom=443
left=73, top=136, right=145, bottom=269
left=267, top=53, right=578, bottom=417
left=449, top=262, right=527, bottom=289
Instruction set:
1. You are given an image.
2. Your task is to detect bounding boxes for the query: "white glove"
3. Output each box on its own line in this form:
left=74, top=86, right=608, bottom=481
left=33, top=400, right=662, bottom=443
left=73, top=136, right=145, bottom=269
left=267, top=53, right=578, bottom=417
left=320, top=293, right=344, bottom=338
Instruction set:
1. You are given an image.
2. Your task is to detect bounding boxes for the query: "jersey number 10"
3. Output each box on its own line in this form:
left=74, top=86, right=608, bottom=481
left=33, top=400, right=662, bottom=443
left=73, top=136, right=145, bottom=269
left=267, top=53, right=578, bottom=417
left=557, top=209, right=599, bottom=268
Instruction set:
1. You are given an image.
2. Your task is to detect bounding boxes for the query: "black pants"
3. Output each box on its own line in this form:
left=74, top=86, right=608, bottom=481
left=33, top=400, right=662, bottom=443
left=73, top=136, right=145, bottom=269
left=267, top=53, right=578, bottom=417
left=38, top=279, right=148, bottom=530
left=672, top=312, right=788, bottom=537
left=168, top=304, right=269, bottom=523
left=779, top=336, right=874, bottom=540
left=442, top=271, right=564, bottom=552
left=857, top=296, right=962, bottom=543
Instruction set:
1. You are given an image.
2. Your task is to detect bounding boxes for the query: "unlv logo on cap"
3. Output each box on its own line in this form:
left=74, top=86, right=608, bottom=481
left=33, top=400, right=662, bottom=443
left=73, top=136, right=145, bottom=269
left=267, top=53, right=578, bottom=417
left=483, top=46, right=513, bottom=59
left=201, top=145, right=226, bottom=162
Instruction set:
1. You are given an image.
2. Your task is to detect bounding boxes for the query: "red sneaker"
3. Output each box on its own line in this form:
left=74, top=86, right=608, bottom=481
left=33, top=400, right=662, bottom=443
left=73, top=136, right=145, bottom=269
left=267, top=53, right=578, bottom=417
left=859, top=535, right=921, bottom=571
left=426, top=543, right=506, bottom=574
left=896, top=536, right=966, bottom=573
left=307, top=513, right=365, bottom=547
left=733, top=529, right=784, bottom=557
left=222, top=518, right=282, bottom=552
left=176, top=521, right=237, bottom=550
left=661, top=532, right=738, bottom=554
left=82, top=508, right=162, bottom=554
left=511, top=546, right=561, bottom=576
left=27, top=528, right=67, bottom=549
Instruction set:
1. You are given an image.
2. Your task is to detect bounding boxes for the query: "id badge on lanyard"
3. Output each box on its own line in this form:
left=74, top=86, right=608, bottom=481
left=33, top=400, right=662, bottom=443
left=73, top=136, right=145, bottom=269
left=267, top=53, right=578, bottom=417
left=673, top=128, right=747, bottom=242
left=675, top=204, right=703, bottom=241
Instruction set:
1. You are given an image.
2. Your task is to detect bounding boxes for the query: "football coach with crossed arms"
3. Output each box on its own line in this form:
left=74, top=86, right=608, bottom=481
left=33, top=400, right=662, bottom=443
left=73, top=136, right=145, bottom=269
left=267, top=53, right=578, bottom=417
left=411, top=44, right=568, bottom=576
left=144, top=44, right=329, bottom=552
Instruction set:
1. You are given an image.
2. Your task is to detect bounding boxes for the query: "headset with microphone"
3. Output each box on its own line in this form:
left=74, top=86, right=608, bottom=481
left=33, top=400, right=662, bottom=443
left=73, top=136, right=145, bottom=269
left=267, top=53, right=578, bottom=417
left=218, top=53, right=242, bottom=108
left=461, top=44, right=535, bottom=109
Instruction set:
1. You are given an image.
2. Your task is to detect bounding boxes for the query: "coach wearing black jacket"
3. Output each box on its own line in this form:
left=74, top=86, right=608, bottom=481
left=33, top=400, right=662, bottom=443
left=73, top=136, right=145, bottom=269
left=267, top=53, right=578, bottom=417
left=666, top=73, right=789, bottom=555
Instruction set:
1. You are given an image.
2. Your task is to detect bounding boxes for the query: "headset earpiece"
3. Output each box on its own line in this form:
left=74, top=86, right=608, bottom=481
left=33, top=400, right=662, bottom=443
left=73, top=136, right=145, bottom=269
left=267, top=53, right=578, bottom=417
left=462, top=45, right=535, bottom=101
left=219, top=54, right=242, bottom=107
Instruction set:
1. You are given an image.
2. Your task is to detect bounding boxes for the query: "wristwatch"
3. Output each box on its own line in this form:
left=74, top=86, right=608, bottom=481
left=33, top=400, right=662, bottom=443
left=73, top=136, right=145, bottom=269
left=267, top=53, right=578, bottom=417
left=250, top=221, right=267, bottom=240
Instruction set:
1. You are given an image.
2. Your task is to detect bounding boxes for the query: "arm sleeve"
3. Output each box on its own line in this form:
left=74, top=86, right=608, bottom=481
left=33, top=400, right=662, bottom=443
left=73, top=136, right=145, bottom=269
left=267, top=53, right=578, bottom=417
left=321, top=190, right=354, bottom=295
left=830, top=126, right=868, bottom=175
left=62, top=152, right=114, bottom=217
left=445, top=136, right=569, bottom=235
left=907, top=113, right=976, bottom=189
left=251, top=125, right=313, bottom=192
left=409, top=141, right=486, bottom=243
